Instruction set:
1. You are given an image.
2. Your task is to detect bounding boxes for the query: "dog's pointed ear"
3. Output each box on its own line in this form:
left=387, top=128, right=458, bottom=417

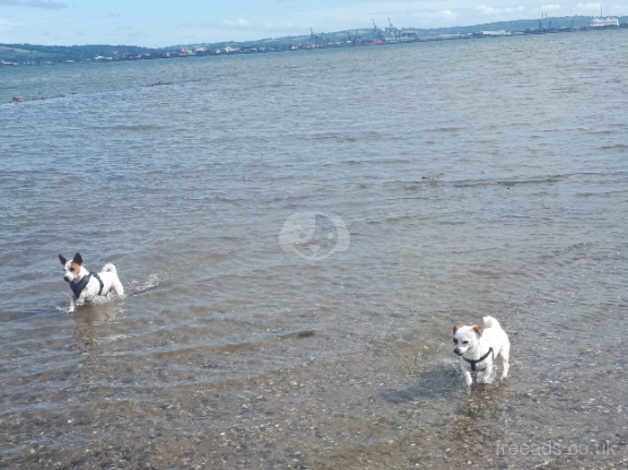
left=58, top=254, right=67, bottom=265
left=453, top=323, right=464, bottom=334
left=72, top=252, right=83, bottom=265
left=472, top=325, right=483, bottom=336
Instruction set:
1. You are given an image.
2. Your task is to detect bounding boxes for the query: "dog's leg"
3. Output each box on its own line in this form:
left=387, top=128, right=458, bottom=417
left=482, top=362, right=496, bottom=384
left=500, top=342, right=510, bottom=380
left=68, top=297, right=76, bottom=313
left=75, top=291, right=86, bottom=308
left=111, top=276, right=125, bottom=296
left=461, top=365, right=473, bottom=388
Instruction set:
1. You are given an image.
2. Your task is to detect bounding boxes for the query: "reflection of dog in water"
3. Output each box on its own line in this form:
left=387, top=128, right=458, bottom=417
left=279, top=212, right=350, bottom=260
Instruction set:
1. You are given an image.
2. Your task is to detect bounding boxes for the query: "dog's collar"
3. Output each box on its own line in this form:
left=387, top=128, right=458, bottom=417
left=463, top=347, right=494, bottom=372
left=70, top=272, right=104, bottom=299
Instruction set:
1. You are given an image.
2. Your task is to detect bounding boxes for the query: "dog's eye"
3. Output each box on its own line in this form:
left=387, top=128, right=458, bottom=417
left=453, top=339, right=458, bottom=344
left=462, top=341, right=469, bottom=345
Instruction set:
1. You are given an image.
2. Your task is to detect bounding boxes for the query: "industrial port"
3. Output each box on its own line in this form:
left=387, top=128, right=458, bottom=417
left=1, top=14, right=626, bottom=66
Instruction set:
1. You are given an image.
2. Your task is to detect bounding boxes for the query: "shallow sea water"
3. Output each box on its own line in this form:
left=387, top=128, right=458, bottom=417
left=1, top=29, right=627, bottom=468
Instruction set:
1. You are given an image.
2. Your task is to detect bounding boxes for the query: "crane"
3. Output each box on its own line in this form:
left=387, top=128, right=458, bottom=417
left=386, top=17, right=401, bottom=41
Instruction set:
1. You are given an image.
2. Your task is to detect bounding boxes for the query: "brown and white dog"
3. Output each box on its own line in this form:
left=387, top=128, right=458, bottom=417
left=58, top=252, right=124, bottom=312
left=452, top=316, right=510, bottom=388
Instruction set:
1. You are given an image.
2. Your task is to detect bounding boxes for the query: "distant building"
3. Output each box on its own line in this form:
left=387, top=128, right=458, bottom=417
left=399, top=31, right=418, bottom=41
left=591, top=17, right=620, bottom=28
left=478, top=30, right=511, bottom=37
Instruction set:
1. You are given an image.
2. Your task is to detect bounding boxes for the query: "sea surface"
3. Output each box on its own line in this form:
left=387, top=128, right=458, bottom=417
left=1, top=29, right=627, bottom=469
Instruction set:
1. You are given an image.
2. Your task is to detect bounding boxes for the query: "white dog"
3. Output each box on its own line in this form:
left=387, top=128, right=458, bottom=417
left=452, top=316, right=510, bottom=388
left=58, top=252, right=124, bottom=312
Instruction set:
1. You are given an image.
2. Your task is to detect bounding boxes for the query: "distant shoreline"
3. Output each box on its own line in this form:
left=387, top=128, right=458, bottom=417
left=1, top=15, right=626, bottom=67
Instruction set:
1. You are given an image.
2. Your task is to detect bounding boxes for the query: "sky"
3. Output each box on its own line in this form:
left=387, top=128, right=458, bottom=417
left=0, top=1, right=627, bottom=47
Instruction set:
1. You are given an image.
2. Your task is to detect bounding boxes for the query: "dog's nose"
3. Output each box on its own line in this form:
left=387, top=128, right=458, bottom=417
left=454, top=348, right=461, bottom=356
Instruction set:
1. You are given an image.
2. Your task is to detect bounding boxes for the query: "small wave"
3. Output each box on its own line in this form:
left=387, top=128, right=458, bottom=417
left=435, top=220, right=466, bottom=226
left=255, top=82, right=292, bottom=89
left=547, top=241, right=596, bottom=263
left=453, top=175, right=566, bottom=188
left=576, top=189, right=628, bottom=198
left=99, top=124, right=164, bottom=132
left=143, top=77, right=206, bottom=89
left=129, top=273, right=162, bottom=295
left=55, top=304, right=71, bottom=314
left=424, top=126, right=464, bottom=133
left=368, top=158, right=411, bottom=165
left=384, top=175, right=443, bottom=191
left=311, top=131, right=381, bottom=143
left=8, top=94, right=65, bottom=104
left=98, top=334, right=129, bottom=343
left=600, top=144, right=628, bottom=151
left=213, top=235, right=242, bottom=244
left=213, top=195, right=245, bottom=204
left=380, top=214, right=416, bottom=223
left=551, top=86, right=578, bottom=94
left=145, top=81, right=174, bottom=87
left=278, top=329, right=315, bottom=340
left=408, top=176, right=442, bottom=188
left=155, top=329, right=317, bottom=358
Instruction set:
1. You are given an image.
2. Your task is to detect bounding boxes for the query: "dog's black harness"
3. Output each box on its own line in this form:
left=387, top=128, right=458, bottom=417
left=463, top=347, right=494, bottom=372
left=70, top=272, right=105, bottom=299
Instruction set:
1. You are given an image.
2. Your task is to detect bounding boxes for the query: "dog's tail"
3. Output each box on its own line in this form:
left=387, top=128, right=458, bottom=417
left=482, top=315, right=501, bottom=329
left=102, top=263, right=117, bottom=274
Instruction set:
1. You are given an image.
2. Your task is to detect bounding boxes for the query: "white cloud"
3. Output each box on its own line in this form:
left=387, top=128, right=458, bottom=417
left=0, top=0, right=67, bottom=9
left=541, top=4, right=561, bottom=13
left=290, top=1, right=470, bottom=30
left=476, top=4, right=525, bottom=15
left=222, top=18, right=250, bottom=29
left=0, top=18, right=16, bottom=32
left=576, top=2, right=601, bottom=14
